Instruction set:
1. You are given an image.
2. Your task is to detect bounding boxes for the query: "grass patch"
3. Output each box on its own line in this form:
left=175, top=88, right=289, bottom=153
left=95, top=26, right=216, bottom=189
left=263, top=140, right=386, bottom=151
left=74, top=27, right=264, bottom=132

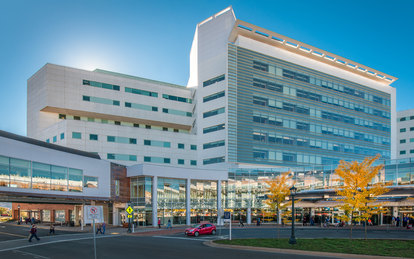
left=214, top=238, right=414, bottom=258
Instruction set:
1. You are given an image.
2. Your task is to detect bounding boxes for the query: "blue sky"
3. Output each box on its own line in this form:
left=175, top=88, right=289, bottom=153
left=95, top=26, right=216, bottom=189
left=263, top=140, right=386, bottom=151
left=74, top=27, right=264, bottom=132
left=1, top=0, right=413, bottom=136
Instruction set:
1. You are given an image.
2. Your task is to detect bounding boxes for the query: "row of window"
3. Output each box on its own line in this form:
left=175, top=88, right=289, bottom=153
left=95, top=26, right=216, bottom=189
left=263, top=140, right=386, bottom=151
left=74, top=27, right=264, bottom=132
left=58, top=114, right=189, bottom=134
left=252, top=130, right=389, bottom=158
left=84, top=79, right=191, bottom=103
left=46, top=133, right=65, bottom=143
left=399, top=116, right=414, bottom=122
left=253, top=95, right=390, bottom=132
left=399, top=127, right=414, bottom=133
left=252, top=60, right=390, bottom=107
left=399, top=150, right=414, bottom=155
left=399, top=138, right=414, bottom=144
left=71, top=132, right=197, bottom=150
left=203, top=74, right=225, bottom=87
left=253, top=149, right=333, bottom=165
left=253, top=76, right=390, bottom=119
left=83, top=96, right=192, bottom=117
left=253, top=112, right=390, bottom=145
left=203, top=140, right=225, bottom=150
left=0, top=155, right=97, bottom=191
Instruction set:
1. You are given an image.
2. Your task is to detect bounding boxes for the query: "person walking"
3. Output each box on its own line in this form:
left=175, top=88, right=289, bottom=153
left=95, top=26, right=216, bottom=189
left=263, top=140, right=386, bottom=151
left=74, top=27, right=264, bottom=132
left=166, top=219, right=172, bottom=229
left=49, top=223, right=55, bottom=235
left=396, top=216, right=401, bottom=227
left=256, top=217, right=260, bottom=226
left=239, top=218, right=244, bottom=227
left=158, top=218, right=161, bottom=229
left=28, top=224, right=40, bottom=242
left=96, top=223, right=102, bottom=234
left=102, top=222, right=106, bottom=234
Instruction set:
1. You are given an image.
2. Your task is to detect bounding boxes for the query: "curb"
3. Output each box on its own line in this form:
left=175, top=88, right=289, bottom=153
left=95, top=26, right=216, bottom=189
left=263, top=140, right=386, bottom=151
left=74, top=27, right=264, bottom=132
left=204, top=240, right=407, bottom=259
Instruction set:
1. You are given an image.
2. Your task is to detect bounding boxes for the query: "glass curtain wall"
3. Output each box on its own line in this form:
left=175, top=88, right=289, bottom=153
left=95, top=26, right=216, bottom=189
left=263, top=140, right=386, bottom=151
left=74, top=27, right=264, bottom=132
left=190, top=180, right=217, bottom=224
left=130, top=176, right=152, bottom=226
left=158, top=178, right=186, bottom=225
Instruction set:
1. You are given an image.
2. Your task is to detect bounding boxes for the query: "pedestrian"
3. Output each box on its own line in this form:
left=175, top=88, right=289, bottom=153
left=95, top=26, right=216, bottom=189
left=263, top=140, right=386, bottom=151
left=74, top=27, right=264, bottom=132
left=256, top=217, right=260, bottom=226
left=158, top=218, right=161, bottom=229
left=28, top=224, right=40, bottom=242
left=31, top=216, right=35, bottom=224
left=368, top=218, right=373, bottom=226
left=403, top=215, right=408, bottom=228
left=102, top=222, right=106, bottom=234
left=96, top=223, right=102, bottom=234
left=310, top=216, right=314, bottom=226
left=49, top=223, right=55, bottom=235
left=167, top=219, right=172, bottom=229
left=239, top=218, right=244, bottom=227
left=396, top=216, right=400, bottom=227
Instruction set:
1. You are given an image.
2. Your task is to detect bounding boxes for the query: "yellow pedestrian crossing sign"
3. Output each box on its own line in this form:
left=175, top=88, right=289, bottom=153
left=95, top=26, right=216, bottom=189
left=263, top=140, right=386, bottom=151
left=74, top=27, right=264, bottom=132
left=126, top=206, right=133, bottom=214
left=128, top=215, right=132, bottom=218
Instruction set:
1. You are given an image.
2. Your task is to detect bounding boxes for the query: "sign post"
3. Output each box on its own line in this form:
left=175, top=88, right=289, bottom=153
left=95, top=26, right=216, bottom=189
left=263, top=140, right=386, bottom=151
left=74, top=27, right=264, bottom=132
left=84, top=205, right=103, bottom=259
left=126, top=205, right=133, bottom=233
left=224, top=211, right=231, bottom=240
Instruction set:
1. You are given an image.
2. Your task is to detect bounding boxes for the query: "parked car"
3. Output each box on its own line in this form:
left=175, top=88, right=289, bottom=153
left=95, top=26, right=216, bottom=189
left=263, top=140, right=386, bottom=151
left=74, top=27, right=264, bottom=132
left=185, top=223, right=216, bottom=237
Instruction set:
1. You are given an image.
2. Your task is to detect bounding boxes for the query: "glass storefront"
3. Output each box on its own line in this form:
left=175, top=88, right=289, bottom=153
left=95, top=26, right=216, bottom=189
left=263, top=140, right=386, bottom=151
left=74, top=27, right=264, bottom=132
left=158, top=178, right=186, bottom=225
left=190, top=180, right=217, bottom=224
left=130, top=176, right=152, bottom=226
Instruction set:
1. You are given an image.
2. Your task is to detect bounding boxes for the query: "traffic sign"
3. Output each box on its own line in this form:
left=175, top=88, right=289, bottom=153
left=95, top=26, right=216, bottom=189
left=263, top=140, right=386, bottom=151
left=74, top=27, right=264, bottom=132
left=128, top=215, right=132, bottom=218
left=224, top=212, right=230, bottom=219
left=84, top=205, right=103, bottom=223
left=126, top=206, right=133, bottom=214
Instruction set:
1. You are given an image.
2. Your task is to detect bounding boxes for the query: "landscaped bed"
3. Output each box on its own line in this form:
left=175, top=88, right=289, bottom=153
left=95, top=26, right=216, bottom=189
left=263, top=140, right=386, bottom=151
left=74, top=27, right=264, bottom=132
left=214, top=238, right=414, bottom=258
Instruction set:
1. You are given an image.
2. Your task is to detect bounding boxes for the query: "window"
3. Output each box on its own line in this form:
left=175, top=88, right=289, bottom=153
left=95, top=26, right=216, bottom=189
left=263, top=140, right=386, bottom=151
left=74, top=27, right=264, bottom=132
left=83, top=95, right=120, bottom=106
left=410, top=127, right=414, bottom=131
left=411, top=116, right=414, bottom=120
left=46, top=139, right=50, bottom=143
left=129, top=138, right=137, bottom=144
left=162, top=108, right=192, bottom=117
left=203, top=107, right=225, bottom=118
left=203, top=74, right=225, bottom=87
left=89, top=134, right=98, bottom=141
left=146, top=125, right=151, bottom=129
left=400, top=128, right=407, bottom=133
left=411, top=150, right=414, bottom=154
left=173, top=129, right=179, bottom=133
left=203, top=156, right=225, bottom=165
left=399, top=117, right=406, bottom=122
left=191, top=145, right=197, bottom=150
left=133, top=123, right=139, bottom=128
left=410, top=138, right=414, bottom=143
left=162, top=94, right=192, bottom=103
left=59, top=114, right=66, bottom=119
left=125, top=87, right=157, bottom=97
left=144, top=157, right=151, bottom=162
left=53, top=136, right=57, bottom=143
left=203, top=91, right=225, bottom=103
left=107, top=154, right=115, bottom=159
left=203, top=124, right=225, bottom=134
left=203, top=140, right=225, bottom=149
left=74, top=116, right=80, bottom=120
left=163, top=127, right=168, bottom=131
left=107, top=136, right=115, bottom=142
left=115, top=180, right=120, bottom=196
left=115, top=121, right=121, bottom=125
left=60, top=133, right=64, bottom=140
left=83, top=80, right=120, bottom=91
left=400, top=150, right=406, bottom=155
left=84, top=176, right=98, bottom=188
left=72, top=132, right=81, bottom=139
left=190, top=160, right=197, bottom=166
left=400, top=139, right=406, bottom=144
left=178, top=143, right=184, bottom=149
left=178, top=159, right=184, bottom=165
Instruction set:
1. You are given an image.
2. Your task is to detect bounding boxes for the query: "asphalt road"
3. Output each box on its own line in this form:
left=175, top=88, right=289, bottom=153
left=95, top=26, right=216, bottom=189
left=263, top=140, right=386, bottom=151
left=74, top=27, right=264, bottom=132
left=0, top=223, right=76, bottom=242
left=0, top=224, right=413, bottom=259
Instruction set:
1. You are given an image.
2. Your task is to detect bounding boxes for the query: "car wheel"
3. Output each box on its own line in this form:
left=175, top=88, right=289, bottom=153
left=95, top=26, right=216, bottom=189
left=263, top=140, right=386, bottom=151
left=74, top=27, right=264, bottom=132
left=194, top=231, right=199, bottom=237
left=211, top=230, right=216, bottom=235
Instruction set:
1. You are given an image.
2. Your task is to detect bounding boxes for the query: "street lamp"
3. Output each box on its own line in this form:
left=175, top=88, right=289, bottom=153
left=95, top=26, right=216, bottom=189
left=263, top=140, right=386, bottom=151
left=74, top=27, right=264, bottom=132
left=289, top=186, right=297, bottom=245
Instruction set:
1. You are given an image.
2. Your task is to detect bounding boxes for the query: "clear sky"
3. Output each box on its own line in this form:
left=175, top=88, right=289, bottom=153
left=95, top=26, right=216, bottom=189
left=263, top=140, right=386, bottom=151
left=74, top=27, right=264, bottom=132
left=1, top=0, right=413, bottom=136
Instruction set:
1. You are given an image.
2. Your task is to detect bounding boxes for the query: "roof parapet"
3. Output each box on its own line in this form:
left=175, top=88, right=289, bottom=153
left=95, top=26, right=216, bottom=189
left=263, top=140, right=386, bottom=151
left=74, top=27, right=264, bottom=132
left=229, top=20, right=397, bottom=85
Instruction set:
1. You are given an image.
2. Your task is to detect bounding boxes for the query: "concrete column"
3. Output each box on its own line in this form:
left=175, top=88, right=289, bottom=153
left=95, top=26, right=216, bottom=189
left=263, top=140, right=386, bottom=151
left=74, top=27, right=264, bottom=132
left=393, top=207, right=398, bottom=218
left=186, top=179, right=191, bottom=225
left=380, top=212, right=383, bottom=225
left=217, top=180, right=222, bottom=225
left=152, top=176, right=158, bottom=227
left=247, top=207, right=252, bottom=224
left=113, top=208, right=119, bottom=226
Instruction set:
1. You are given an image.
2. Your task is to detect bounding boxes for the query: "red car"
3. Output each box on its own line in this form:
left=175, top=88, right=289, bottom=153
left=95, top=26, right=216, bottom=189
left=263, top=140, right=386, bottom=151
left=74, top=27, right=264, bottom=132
left=185, top=223, right=216, bottom=237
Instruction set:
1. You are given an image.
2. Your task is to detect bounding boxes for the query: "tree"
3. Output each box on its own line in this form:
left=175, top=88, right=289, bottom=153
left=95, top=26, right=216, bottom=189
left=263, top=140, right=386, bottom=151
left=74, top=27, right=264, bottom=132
left=334, top=155, right=390, bottom=239
left=265, top=171, right=293, bottom=226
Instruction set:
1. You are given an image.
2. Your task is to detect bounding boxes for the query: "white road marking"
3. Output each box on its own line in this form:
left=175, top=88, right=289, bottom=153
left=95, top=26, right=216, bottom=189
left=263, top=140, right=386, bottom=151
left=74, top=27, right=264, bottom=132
left=151, top=236, right=207, bottom=241
left=0, top=234, right=120, bottom=253
left=14, top=249, right=50, bottom=259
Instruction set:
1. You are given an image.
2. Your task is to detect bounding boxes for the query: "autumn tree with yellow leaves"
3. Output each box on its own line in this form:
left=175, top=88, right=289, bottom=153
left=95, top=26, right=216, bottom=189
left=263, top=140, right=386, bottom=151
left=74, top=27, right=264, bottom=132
left=265, top=171, right=293, bottom=226
left=334, top=155, right=389, bottom=239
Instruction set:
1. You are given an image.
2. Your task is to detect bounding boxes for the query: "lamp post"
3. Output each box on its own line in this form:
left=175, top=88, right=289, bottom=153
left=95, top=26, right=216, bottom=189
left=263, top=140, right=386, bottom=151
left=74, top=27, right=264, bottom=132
left=289, top=186, right=297, bottom=245
left=17, top=205, right=21, bottom=225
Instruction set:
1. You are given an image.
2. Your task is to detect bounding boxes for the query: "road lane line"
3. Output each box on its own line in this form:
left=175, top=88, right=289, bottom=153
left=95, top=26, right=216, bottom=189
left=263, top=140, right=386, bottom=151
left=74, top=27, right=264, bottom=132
left=14, top=249, right=50, bottom=259
left=151, top=236, right=210, bottom=241
left=0, top=234, right=121, bottom=253
left=0, top=231, right=27, bottom=238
